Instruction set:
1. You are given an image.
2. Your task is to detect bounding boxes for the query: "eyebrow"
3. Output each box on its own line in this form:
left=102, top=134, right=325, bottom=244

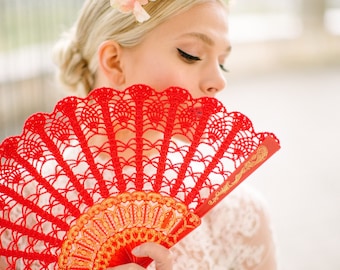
left=181, top=32, right=232, bottom=53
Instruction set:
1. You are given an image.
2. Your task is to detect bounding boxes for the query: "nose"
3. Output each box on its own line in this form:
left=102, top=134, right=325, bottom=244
left=200, top=65, right=226, bottom=96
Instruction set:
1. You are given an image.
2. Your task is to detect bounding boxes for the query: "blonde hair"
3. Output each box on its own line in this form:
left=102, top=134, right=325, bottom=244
left=53, top=0, right=229, bottom=96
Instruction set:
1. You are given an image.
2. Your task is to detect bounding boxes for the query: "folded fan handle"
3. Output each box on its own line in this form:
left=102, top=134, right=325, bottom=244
left=108, top=255, right=153, bottom=269
left=196, top=136, right=280, bottom=217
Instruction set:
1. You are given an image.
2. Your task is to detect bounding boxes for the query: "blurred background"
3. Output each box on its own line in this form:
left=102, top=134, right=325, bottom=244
left=0, top=0, right=339, bottom=269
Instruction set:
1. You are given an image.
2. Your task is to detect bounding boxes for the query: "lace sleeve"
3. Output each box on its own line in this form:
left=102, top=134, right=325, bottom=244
left=149, top=184, right=277, bottom=270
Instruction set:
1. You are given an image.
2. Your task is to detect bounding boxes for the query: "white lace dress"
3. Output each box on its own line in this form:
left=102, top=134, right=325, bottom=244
left=150, top=184, right=277, bottom=270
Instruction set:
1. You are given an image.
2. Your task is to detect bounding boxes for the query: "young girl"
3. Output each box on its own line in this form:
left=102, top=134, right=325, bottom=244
left=1, top=0, right=277, bottom=269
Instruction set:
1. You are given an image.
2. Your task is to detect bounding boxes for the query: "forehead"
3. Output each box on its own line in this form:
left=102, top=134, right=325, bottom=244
left=148, top=2, right=230, bottom=47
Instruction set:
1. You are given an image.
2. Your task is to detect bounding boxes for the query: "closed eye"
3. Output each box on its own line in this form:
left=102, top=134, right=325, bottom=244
left=177, top=48, right=229, bottom=72
left=177, top=48, right=201, bottom=62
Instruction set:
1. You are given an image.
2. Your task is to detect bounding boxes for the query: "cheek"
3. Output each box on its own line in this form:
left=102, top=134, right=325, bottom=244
left=146, top=64, right=198, bottom=92
left=128, top=63, right=183, bottom=91
left=124, top=54, right=197, bottom=92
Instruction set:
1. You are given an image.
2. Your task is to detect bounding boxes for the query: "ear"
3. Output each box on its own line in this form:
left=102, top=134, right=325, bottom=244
left=97, top=40, right=125, bottom=87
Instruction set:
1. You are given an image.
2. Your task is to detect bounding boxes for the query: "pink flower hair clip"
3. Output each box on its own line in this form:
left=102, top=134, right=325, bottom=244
left=110, top=0, right=156, bottom=23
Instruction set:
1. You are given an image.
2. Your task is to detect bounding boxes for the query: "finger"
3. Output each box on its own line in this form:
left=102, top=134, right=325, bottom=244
left=132, top=242, right=172, bottom=270
left=107, top=263, right=145, bottom=270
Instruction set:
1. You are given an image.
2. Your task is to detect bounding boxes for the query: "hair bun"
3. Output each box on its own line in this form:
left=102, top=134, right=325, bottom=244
left=53, top=30, right=93, bottom=96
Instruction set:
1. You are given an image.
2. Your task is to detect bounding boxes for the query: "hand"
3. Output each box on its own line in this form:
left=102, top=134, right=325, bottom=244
left=107, top=242, right=172, bottom=270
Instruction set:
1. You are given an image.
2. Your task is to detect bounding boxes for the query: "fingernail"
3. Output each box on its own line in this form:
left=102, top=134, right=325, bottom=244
left=131, top=246, right=141, bottom=256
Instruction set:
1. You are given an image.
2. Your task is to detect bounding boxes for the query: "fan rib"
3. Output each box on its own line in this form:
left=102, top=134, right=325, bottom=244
left=6, top=151, right=81, bottom=218
left=185, top=126, right=238, bottom=206
left=100, top=97, right=126, bottom=192
left=153, top=102, right=177, bottom=192
left=195, top=135, right=280, bottom=217
left=37, top=129, right=95, bottom=208
left=0, top=184, right=69, bottom=231
left=170, top=110, right=211, bottom=197
left=0, top=248, right=57, bottom=265
left=66, top=107, right=110, bottom=198
left=0, top=217, right=62, bottom=247
left=135, top=97, right=144, bottom=190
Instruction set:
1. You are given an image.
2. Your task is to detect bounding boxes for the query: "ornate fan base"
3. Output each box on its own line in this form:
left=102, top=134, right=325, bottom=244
left=58, top=191, right=201, bottom=269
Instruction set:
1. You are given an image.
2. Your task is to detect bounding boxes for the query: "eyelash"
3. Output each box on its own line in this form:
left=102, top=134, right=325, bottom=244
left=177, top=48, right=201, bottom=62
left=219, top=64, right=229, bottom=73
left=177, top=48, right=229, bottom=73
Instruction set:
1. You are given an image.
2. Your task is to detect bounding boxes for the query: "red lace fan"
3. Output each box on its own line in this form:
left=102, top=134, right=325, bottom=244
left=0, top=85, right=280, bottom=269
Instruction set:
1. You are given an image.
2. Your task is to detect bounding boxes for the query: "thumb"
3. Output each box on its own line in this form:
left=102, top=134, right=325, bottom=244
left=132, top=242, right=173, bottom=270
